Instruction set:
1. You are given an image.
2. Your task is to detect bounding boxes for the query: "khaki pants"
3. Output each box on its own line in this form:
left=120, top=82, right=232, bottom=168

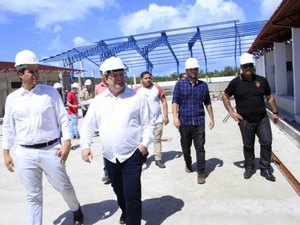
left=153, top=122, right=163, bottom=160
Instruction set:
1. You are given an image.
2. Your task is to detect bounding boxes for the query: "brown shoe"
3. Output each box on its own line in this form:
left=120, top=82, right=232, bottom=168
left=197, top=172, right=206, bottom=184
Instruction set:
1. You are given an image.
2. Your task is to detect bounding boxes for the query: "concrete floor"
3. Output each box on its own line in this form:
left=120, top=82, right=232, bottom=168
left=0, top=99, right=299, bottom=225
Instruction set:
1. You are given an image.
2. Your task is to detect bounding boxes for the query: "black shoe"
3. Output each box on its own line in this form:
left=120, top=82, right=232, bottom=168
left=260, top=169, right=276, bottom=182
left=73, top=206, right=84, bottom=225
left=185, top=164, right=193, bottom=173
left=102, top=175, right=111, bottom=184
left=243, top=169, right=255, bottom=179
left=119, top=213, right=126, bottom=224
left=155, top=160, right=166, bottom=168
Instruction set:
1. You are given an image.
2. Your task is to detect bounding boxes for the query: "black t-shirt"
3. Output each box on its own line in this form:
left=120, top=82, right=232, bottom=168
left=224, top=74, right=271, bottom=123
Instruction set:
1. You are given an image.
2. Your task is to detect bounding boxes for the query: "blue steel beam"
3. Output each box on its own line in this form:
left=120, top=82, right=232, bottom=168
left=188, top=27, right=208, bottom=73
left=128, top=36, right=153, bottom=72
left=161, top=32, right=179, bottom=75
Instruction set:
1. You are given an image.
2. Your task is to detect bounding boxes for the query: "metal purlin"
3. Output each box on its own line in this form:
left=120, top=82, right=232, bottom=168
left=40, top=20, right=266, bottom=75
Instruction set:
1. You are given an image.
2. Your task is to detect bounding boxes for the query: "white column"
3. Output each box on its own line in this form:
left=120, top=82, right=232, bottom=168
left=292, top=28, right=300, bottom=122
left=274, top=42, right=287, bottom=96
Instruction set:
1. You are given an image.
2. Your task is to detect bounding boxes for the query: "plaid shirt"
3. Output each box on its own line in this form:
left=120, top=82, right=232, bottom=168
left=172, top=78, right=211, bottom=126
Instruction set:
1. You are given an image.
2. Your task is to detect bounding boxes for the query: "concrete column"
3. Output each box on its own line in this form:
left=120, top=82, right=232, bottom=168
left=274, top=42, right=287, bottom=96
left=292, top=28, right=300, bottom=122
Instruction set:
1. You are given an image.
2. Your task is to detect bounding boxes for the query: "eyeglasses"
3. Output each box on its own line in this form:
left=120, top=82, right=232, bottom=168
left=241, top=63, right=254, bottom=69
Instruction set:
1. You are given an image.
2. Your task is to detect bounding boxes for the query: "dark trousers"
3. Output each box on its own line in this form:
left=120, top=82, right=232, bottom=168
left=238, top=116, right=273, bottom=171
left=105, top=149, right=143, bottom=225
left=179, top=125, right=206, bottom=172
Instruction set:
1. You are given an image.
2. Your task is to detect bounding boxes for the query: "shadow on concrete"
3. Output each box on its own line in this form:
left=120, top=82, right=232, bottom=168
left=205, top=157, right=224, bottom=177
left=142, top=195, right=184, bottom=225
left=233, top=158, right=275, bottom=173
left=143, top=150, right=182, bottom=170
left=53, top=199, right=118, bottom=225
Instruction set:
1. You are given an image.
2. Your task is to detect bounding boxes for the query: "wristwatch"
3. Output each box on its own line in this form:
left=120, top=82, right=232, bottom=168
left=273, top=112, right=279, bottom=115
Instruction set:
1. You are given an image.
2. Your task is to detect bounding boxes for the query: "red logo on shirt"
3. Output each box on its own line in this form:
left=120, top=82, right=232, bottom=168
left=255, top=81, right=261, bottom=88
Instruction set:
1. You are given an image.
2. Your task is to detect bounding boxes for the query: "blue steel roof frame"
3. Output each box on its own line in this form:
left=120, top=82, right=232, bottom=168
left=40, top=20, right=266, bottom=74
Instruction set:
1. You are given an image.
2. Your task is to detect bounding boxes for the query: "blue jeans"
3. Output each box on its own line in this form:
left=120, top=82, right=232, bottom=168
left=105, top=149, right=143, bottom=225
left=69, top=114, right=79, bottom=138
left=238, top=116, right=273, bottom=170
left=179, top=125, right=206, bottom=172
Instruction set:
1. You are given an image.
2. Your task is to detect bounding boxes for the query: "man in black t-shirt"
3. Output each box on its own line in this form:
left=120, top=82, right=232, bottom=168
left=222, top=53, right=279, bottom=182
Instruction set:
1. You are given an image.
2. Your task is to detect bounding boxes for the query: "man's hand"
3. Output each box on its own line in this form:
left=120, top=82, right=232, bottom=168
left=173, top=118, right=180, bottom=129
left=3, top=150, right=14, bottom=172
left=163, top=116, right=169, bottom=126
left=58, top=140, right=71, bottom=164
left=82, top=148, right=93, bottom=163
left=272, top=114, right=279, bottom=124
left=230, top=111, right=243, bottom=122
left=138, top=144, right=148, bottom=156
left=209, top=119, right=215, bottom=129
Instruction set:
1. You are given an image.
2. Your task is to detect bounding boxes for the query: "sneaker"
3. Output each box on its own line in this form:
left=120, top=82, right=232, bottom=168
left=243, top=169, right=255, bottom=179
left=155, top=160, right=166, bottom=168
left=197, top=172, right=206, bottom=184
left=73, top=206, right=84, bottom=225
left=119, top=212, right=126, bottom=224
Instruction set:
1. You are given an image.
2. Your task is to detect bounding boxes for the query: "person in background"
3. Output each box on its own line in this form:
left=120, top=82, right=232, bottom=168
left=2, top=50, right=83, bottom=225
left=53, top=82, right=63, bottom=100
left=172, top=57, right=214, bottom=184
left=64, top=89, right=69, bottom=106
left=222, top=52, right=279, bottom=182
left=95, top=63, right=108, bottom=96
left=135, top=71, right=169, bottom=168
left=179, top=73, right=187, bottom=80
left=67, top=82, right=80, bottom=139
left=80, top=79, right=93, bottom=117
left=81, top=56, right=154, bottom=225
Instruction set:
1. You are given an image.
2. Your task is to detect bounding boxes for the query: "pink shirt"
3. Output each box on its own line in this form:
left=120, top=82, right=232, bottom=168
left=95, top=82, right=108, bottom=96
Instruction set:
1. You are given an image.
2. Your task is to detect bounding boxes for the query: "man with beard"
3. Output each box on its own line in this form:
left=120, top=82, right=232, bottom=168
left=223, top=52, right=279, bottom=182
left=80, top=56, right=154, bottom=225
left=135, top=71, right=169, bottom=168
left=172, top=57, right=214, bottom=184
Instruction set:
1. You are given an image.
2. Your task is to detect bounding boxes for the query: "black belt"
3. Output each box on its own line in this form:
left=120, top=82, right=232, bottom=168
left=20, top=138, right=58, bottom=149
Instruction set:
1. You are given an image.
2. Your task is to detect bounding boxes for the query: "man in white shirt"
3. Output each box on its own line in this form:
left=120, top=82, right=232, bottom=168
left=81, top=56, right=154, bottom=225
left=2, top=50, right=83, bottom=225
left=135, top=71, right=169, bottom=168
left=80, top=79, right=93, bottom=117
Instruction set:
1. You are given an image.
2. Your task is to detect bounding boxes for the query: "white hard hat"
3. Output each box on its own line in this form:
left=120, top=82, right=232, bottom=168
left=71, top=82, right=80, bottom=89
left=53, top=82, right=63, bottom=89
left=185, top=57, right=200, bottom=69
left=240, top=53, right=255, bottom=65
left=103, top=56, right=125, bottom=74
left=15, top=50, right=39, bottom=67
left=85, top=79, right=92, bottom=86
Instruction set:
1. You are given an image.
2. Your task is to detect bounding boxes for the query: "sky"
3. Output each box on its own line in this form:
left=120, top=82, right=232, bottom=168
left=0, top=0, right=282, bottom=77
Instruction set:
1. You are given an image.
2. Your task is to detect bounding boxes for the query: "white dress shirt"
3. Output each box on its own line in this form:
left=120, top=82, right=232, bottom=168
left=80, top=86, right=155, bottom=163
left=2, top=84, right=72, bottom=150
